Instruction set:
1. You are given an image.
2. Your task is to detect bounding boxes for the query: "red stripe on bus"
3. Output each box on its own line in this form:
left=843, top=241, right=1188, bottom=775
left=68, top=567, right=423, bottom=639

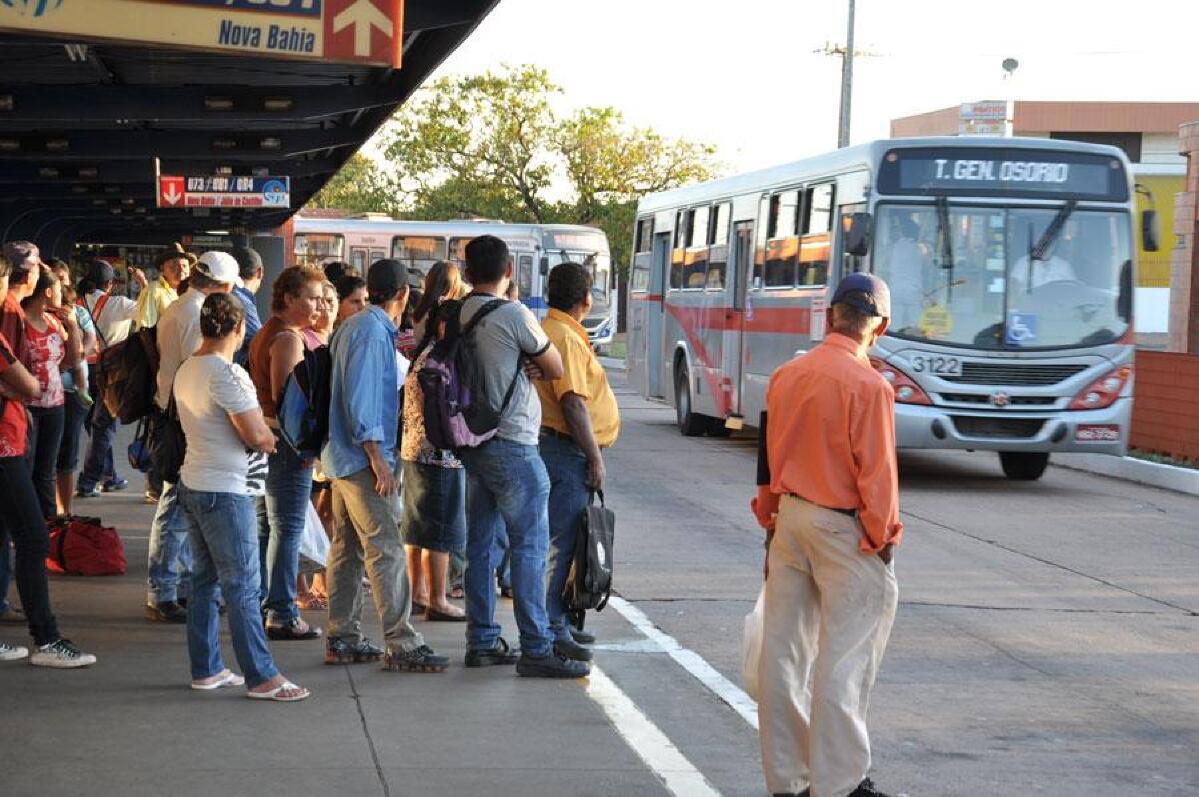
left=630, top=293, right=664, bottom=302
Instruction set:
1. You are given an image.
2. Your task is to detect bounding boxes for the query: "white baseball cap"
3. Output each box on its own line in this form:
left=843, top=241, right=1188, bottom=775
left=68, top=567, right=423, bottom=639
left=195, top=251, right=241, bottom=286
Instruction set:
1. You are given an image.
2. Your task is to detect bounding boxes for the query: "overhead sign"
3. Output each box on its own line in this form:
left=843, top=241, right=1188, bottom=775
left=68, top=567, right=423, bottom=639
left=0, top=0, right=403, bottom=68
left=158, top=175, right=290, bottom=209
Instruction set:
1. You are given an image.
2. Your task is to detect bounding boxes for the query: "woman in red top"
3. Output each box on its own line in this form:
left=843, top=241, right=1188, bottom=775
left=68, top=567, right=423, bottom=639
left=0, top=255, right=95, bottom=667
left=20, top=266, right=82, bottom=518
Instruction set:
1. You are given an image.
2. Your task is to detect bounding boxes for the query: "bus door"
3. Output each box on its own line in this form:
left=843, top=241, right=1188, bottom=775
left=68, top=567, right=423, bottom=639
left=646, top=232, right=670, bottom=398
left=348, top=246, right=369, bottom=273
left=728, top=219, right=754, bottom=418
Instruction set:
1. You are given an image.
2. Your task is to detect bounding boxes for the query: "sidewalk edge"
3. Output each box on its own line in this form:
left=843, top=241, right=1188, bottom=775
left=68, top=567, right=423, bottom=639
left=1053, top=453, right=1199, bottom=497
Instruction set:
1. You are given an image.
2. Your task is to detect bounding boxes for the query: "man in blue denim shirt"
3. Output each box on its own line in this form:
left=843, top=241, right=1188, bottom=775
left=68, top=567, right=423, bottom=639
left=322, top=258, right=447, bottom=672
left=457, top=235, right=589, bottom=679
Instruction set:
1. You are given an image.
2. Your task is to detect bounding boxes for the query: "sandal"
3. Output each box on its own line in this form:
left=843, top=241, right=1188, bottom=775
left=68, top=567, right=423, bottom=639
left=299, top=595, right=328, bottom=611
left=191, top=669, right=245, bottom=691
left=448, top=586, right=465, bottom=600
left=425, top=606, right=466, bottom=622
left=246, top=681, right=310, bottom=703
left=266, top=617, right=323, bottom=641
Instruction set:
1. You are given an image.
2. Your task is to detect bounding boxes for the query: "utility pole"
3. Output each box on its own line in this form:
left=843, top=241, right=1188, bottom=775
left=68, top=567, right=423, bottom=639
left=838, top=0, right=855, bottom=148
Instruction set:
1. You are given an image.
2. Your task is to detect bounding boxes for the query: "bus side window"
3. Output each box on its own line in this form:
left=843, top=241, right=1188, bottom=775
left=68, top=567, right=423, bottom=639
left=670, top=210, right=688, bottom=290
left=518, top=254, right=533, bottom=299
left=684, top=206, right=710, bottom=289
left=765, top=190, right=800, bottom=287
left=707, top=203, right=730, bottom=290
left=753, top=197, right=770, bottom=290
left=635, top=217, right=654, bottom=254
left=800, top=184, right=835, bottom=286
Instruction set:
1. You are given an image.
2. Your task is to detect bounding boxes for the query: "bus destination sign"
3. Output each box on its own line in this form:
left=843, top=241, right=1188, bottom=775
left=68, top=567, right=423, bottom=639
left=878, top=148, right=1127, bottom=201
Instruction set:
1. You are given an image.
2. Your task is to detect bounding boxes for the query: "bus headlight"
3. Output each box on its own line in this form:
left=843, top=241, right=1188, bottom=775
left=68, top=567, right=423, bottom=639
left=869, top=358, right=932, bottom=405
left=1068, top=366, right=1132, bottom=410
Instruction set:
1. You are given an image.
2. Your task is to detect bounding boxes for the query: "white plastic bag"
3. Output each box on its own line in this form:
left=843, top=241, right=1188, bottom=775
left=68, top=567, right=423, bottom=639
left=742, top=587, right=766, bottom=701
left=299, top=501, right=330, bottom=568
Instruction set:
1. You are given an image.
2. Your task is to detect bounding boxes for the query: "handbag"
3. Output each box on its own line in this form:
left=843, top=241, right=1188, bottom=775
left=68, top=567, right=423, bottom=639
left=562, top=490, right=616, bottom=629
left=127, top=415, right=153, bottom=473
left=149, top=396, right=187, bottom=485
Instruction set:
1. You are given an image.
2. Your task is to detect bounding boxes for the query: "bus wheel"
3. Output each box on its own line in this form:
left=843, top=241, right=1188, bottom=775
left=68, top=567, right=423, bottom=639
left=999, top=451, right=1050, bottom=481
left=706, top=419, right=732, bottom=437
left=675, top=365, right=708, bottom=437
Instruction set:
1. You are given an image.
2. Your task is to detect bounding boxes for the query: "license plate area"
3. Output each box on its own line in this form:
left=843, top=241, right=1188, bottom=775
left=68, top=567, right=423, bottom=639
left=909, top=354, right=963, bottom=378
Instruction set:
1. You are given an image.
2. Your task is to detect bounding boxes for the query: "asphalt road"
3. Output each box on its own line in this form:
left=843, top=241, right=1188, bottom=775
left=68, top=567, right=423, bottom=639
left=602, top=368, right=1199, bottom=796
left=5, top=367, right=1197, bottom=797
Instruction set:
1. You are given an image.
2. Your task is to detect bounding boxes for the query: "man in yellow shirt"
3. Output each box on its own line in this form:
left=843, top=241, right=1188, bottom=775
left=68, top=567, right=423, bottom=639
left=535, top=261, right=620, bottom=662
left=135, top=246, right=190, bottom=329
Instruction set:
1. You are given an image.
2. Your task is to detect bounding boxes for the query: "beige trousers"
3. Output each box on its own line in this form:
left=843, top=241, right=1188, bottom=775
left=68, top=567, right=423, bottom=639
left=758, top=495, right=899, bottom=797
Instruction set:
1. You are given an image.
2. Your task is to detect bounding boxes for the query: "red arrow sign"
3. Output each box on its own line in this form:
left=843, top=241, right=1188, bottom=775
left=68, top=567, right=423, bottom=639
left=325, top=0, right=402, bottom=68
left=159, top=175, right=185, bottom=207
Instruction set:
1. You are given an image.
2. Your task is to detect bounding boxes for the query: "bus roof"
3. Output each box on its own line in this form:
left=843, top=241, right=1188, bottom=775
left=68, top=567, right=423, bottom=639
left=637, top=136, right=1132, bottom=213
left=292, top=216, right=606, bottom=241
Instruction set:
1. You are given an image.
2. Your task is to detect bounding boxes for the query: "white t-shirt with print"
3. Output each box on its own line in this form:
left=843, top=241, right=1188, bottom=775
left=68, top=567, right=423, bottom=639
left=175, top=355, right=268, bottom=496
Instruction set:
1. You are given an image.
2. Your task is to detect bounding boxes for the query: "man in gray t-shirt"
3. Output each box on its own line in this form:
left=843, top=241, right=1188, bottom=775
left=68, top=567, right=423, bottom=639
left=456, top=235, right=589, bottom=679
left=459, top=295, right=551, bottom=445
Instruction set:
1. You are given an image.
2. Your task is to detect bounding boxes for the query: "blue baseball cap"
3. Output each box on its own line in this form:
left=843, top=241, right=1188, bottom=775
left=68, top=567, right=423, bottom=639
left=831, top=272, right=891, bottom=318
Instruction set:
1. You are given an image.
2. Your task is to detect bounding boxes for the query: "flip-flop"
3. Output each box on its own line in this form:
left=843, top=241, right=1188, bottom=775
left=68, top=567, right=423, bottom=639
left=191, top=670, right=246, bottom=691
left=425, top=607, right=467, bottom=622
left=246, top=681, right=310, bottom=703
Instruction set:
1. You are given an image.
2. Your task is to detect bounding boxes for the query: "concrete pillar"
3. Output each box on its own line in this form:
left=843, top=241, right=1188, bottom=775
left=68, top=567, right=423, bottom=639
left=1170, top=122, right=1199, bottom=352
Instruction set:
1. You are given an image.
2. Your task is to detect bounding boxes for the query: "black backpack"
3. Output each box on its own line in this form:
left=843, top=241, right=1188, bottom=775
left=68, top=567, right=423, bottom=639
left=277, top=343, right=332, bottom=459
left=96, top=326, right=159, bottom=424
left=563, top=491, right=616, bottom=628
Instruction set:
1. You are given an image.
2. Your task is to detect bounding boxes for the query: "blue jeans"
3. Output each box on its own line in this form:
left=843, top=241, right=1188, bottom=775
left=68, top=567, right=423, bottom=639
left=262, top=439, right=313, bottom=623
left=146, top=482, right=192, bottom=604
left=78, top=372, right=118, bottom=492
left=179, top=484, right=279, bottom=688
left=539, top=434, right=591, bottom=641
left=461, top=438, right=552, bottom=657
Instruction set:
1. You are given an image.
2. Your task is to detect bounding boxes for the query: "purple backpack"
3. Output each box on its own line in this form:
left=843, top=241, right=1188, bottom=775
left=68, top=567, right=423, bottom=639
left=417, top=298, right=523, bottom=451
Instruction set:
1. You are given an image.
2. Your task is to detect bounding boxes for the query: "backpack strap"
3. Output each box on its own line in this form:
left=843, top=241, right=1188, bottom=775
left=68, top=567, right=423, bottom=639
left=459, top=298, right=524, bottom=418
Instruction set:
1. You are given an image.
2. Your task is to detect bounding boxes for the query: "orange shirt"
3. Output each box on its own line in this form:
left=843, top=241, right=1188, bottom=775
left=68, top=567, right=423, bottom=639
left=765, top=333, right=903, bottom=553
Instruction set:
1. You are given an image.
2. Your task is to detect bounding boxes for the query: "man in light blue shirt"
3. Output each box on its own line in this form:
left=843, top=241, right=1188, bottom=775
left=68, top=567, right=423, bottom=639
left=322, top=258, right=447, bottom=673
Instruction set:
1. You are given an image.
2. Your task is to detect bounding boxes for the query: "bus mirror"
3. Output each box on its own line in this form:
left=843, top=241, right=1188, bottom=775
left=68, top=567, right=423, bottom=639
left=1141, top=209, right=1160, bottom=253
left=843, top=212, right=872, bottom=256
left=540, top=256, right=549, bottom=276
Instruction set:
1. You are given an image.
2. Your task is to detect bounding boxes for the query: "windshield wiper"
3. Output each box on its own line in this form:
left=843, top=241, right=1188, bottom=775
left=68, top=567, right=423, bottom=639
left=935, top=195, right=955, bottom=302
left=1031, top=199, right=1077, bottom=261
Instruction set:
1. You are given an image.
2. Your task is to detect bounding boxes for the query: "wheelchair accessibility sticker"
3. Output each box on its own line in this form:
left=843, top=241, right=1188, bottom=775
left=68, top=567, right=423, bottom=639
left=1006, top=312, right=1037, bottom=345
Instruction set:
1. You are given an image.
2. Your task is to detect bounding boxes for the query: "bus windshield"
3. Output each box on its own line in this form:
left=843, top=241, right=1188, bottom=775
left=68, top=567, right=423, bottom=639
left=546, top=249, right=611, bottom=312
left=873, top=203, right=1131, bottom=350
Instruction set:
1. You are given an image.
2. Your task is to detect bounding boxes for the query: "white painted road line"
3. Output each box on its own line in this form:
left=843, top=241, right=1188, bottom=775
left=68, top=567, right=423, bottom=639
left=587, top=665, right=723, bottom=797
left=608, top=596, right=760, bottom=731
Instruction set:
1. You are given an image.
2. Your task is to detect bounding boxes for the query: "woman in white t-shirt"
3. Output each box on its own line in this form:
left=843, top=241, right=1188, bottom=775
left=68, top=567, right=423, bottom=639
left=174, top=293, right=310, bottom=702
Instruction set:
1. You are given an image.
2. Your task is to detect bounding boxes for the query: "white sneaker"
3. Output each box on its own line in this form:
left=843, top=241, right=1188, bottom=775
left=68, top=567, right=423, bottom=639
left=0, top=642, right=29, bottom=661
left=29, top=638, right=96, bottom=668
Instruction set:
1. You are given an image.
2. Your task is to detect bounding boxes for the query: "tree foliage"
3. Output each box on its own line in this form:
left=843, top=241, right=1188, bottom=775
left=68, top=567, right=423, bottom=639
left=381, top=65, right=719, bottom=273
left=308, top=152, right=400, bottom=216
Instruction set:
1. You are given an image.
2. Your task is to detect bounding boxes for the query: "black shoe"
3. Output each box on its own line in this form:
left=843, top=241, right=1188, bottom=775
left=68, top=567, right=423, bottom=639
left=570, top=627, right=596, bottom=645
left=516, top=649, right=591, bottom=678
left=773, top=791, right=809, bottom=797
left=464, top=636, right=520, bottom=667
left=384, top=644, right=449, bottom=673
left=554, top=636, right=593, bottom=662
left=266, top=617, right=323, bottom=640
left=145, top=601, right=187, bottom=623
left=101, top=477, right=129, bottom=492
left=325, top=636, right=384, bottom=665
left=847, top=778, right=892, bottom=797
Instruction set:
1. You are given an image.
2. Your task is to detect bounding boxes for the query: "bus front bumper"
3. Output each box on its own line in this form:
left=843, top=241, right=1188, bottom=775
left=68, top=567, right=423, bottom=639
left=894, top=398, right=1131, bottom=456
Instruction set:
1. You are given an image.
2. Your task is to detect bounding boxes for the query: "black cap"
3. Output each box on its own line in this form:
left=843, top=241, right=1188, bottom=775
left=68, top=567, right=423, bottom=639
left=87, top=259, right=117, bottom=286
left=831, top=272, right=891, bottom=318
left=367, top=258, right=406, bottom=301
left=230, top=246, right=263, bottom=280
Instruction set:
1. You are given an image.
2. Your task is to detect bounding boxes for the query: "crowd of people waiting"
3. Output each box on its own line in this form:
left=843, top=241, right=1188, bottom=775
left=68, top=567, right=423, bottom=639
left=0, top=234, right=620, bottom=701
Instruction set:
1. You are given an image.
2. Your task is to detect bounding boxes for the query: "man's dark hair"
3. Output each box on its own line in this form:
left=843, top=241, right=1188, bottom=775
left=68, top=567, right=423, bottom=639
left=323, top=260, right=356, bottom=284
left=230, top=246, right=263, bottom=281
left=463, top=235, right=509, bottom=284
left=546, top=262, right=592, bottom=312
left=199, top=292, right=245, bottom=339
left=830, top=294, right=880, bottom=338
left=334, top=274, right=366, bottom=301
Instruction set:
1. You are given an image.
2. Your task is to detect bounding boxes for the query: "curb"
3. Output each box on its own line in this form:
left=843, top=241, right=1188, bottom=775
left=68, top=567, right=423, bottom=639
left=1053, top=453, right=1199, bottom=497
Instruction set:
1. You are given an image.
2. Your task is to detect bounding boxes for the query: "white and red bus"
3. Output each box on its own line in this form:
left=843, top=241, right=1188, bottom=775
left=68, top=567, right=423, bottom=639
left=292, top=215, right=616, bottom=347
left=627, top=137, right=1154, bottom=480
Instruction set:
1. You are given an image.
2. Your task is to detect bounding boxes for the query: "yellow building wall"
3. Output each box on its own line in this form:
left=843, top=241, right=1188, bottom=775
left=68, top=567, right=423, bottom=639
left=1135, top=174, right=1182, bottom=288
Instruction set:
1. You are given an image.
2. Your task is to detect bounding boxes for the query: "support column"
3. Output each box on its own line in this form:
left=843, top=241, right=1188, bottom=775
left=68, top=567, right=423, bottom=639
left=1169, top=122, right=1199, bottom=352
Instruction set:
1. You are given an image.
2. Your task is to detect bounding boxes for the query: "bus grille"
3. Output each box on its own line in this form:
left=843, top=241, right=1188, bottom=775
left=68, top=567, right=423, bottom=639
left=939, top=393, right=1057, bottom=406
left=941, top=363, right=1088, bottom=386
left=952, top=416, right=1045, bottom=439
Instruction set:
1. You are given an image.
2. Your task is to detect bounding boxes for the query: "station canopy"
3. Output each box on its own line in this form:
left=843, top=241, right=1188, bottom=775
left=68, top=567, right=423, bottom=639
left=0, top=0, right=497, bottom=258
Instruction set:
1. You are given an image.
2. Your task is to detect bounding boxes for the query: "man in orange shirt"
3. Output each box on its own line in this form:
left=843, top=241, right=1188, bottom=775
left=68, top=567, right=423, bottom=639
left=752, top=273, right=902, bottom=797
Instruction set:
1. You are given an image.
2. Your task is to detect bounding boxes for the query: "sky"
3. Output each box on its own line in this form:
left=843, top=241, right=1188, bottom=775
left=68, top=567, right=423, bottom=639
left=395, top=0, right=1199, bottom=177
